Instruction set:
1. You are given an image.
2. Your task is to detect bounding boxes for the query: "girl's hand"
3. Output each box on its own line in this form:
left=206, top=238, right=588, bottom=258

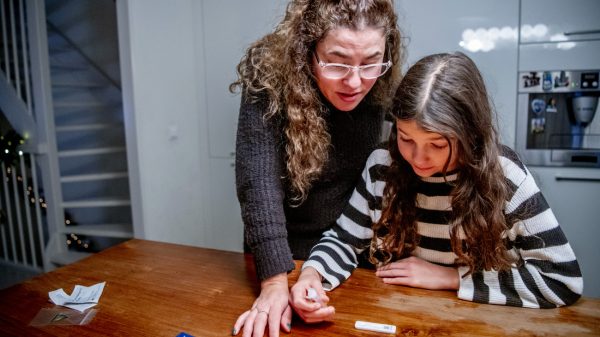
left=289, top=267, right=335, bottom=323
left=232, top=273, right=292, bottom=337
left=376, top=256, right=460, bottom=290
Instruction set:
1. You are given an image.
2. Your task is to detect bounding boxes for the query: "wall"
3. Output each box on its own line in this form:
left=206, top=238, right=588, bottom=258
left=117, top=0, right=211, bottom=247
left=396, top=0, right=519, bottom=148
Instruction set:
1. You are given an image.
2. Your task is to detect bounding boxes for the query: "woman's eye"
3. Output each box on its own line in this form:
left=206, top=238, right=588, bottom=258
left=431, top=143, right=447, bottom=149
left=399, top=138, right=412, bottom=143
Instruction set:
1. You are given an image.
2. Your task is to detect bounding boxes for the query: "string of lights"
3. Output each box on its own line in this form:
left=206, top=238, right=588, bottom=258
left=1, top=129, right=93, bottom=253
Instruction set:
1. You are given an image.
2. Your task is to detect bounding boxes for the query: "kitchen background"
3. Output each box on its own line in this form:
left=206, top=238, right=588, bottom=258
left=1, top=0, right=599, bottom=298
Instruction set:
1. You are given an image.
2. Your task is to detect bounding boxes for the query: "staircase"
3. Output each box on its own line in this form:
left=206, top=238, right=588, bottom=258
left=44, top=23, right=132, bottom=265
left=1, top=0, right=133, bottom=271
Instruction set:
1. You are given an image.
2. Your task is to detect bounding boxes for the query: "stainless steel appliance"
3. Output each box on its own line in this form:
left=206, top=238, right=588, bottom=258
left=516, top=69, right=600, bottom=167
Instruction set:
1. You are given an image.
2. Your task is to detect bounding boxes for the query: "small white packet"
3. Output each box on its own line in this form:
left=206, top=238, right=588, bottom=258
left=49, top=282, right=106, bottom=312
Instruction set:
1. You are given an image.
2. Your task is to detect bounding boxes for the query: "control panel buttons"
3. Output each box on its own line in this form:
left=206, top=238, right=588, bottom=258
left=581, top=72, right=599, bottom=89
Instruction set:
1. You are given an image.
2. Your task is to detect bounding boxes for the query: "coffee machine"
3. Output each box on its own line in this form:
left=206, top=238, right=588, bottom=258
left=516, top=70, right=600, bottom=167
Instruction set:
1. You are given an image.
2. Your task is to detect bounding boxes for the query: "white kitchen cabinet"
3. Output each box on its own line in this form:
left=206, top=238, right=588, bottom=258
left=395, top=0, right=519, bottom=148
left=519, top=40, right=600, bottom=71
left=528, top=166, right=600, bottom=298
left=519, top=0, right=600, bottom=73
left=520, top=0, right=600, bottom=43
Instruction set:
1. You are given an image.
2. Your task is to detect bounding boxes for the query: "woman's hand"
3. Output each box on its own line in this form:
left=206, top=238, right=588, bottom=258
left=376, top=256, right=460, bottom=290
left=232, top=273, right=292, bottom=337
left=289, top=267, right=335, bottom=323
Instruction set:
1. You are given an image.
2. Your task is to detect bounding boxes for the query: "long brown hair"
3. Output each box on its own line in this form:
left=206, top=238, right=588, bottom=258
left=230, top=0, right=403, bottom=202
left=370, top=52, right=512, bottom=274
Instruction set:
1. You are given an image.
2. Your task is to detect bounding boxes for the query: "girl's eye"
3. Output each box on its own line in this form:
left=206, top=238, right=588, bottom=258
left=431, top=143, right=448, bottom=149
left=399, top=138, right=413, bottom=143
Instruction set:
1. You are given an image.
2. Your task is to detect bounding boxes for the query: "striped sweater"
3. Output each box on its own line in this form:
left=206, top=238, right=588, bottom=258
left=303, top=146, right=583, bottom=308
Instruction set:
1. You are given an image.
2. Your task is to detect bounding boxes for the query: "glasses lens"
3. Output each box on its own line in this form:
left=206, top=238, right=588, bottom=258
left=322, top=65, right=350, bottom=79
left=360, top=63, right=390, bottom=79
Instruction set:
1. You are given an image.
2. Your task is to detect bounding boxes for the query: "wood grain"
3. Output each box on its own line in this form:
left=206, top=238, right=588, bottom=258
left=0, top=239, right=598, bottom=336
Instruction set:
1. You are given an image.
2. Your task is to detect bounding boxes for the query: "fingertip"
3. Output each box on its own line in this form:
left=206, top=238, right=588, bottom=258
left=232, top=312, right=247, bottom=336
left=281, top=306, right=292, bottom=333
left=320, top=306, right=336, bottom=322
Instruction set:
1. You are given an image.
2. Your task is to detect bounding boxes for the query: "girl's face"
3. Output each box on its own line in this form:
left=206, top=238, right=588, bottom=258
left=313, top=27, right=386, bottom=111
left=396, top=120, right=460, bottom=177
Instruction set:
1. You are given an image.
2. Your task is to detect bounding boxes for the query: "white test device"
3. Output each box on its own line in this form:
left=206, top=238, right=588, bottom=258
left=354, top=320, right=397, bottom=334
left=306, top=288, right=319, bottom=301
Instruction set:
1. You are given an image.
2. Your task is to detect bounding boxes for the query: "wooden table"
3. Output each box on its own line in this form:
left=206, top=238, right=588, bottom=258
left=0, top=239, right=598, bottom=336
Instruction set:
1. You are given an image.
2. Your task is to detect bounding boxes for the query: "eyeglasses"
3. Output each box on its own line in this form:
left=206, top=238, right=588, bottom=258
left=314, top=53, right=392, bottom=80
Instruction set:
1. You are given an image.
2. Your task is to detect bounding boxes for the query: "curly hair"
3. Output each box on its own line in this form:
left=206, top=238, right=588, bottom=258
left=370, top=52, right=513, bottom=274
left=230, top=0, right=403, bottom=202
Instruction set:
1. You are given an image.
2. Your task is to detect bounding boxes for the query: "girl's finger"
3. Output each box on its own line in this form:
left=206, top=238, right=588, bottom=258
left=381, top=276, right=409, bottom=285
left=378, top=261, right=405, bottom=271
left=376, top=268, right=406, bottom=277
left=304, top=305, right=336, bottom=323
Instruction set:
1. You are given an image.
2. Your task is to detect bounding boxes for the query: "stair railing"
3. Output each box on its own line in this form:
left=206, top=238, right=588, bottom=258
left=1, top=150, right=45, bottom=272
left=0, top=0, right=66, bottom=272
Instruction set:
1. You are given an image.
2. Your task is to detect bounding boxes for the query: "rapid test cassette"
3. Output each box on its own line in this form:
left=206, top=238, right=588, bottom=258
left=354, top=320, right=396, bottom=334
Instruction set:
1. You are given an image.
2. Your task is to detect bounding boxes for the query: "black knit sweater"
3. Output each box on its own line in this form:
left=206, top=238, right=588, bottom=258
left=235, top=93, right=384, bottom=280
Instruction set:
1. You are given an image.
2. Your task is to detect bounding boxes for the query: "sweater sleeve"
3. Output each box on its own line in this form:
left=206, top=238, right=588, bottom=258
left=235, top=93, right=295, bottom=280
left=302, top=148, right=389, bottom=289
left=457, top=158, right=583, bottom=308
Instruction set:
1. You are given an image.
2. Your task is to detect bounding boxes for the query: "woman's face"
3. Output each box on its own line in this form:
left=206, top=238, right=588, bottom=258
left=396, top=120, right=460, bottom=177
left=313, top=27, right=386, bottom=111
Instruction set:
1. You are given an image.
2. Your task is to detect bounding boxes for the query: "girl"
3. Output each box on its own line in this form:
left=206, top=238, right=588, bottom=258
left=231, top=0, right=403, bottom=335
left=290, top=52, right=583, bottom=323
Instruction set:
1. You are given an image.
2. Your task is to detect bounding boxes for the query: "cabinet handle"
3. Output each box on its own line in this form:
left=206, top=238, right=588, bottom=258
left=555, top=176, right=600, bottom=182
left=563, top=29, right=600, bottom=36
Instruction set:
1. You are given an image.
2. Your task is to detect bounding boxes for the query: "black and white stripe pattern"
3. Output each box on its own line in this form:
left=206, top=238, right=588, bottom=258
left=303, top=147, right=583, bottom=308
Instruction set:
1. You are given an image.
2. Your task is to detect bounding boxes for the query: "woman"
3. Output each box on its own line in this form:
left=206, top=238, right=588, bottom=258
left=290, top=52, right=583, bottom=323
left=230, top=0, right=403, bottom=335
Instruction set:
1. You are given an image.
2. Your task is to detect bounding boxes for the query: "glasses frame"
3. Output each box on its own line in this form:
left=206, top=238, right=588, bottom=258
left=314, top=52, right=392, bottom=80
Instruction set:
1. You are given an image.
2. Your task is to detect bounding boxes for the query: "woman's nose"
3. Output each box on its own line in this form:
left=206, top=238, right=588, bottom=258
left=344, top=69, right=362, bottom=88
